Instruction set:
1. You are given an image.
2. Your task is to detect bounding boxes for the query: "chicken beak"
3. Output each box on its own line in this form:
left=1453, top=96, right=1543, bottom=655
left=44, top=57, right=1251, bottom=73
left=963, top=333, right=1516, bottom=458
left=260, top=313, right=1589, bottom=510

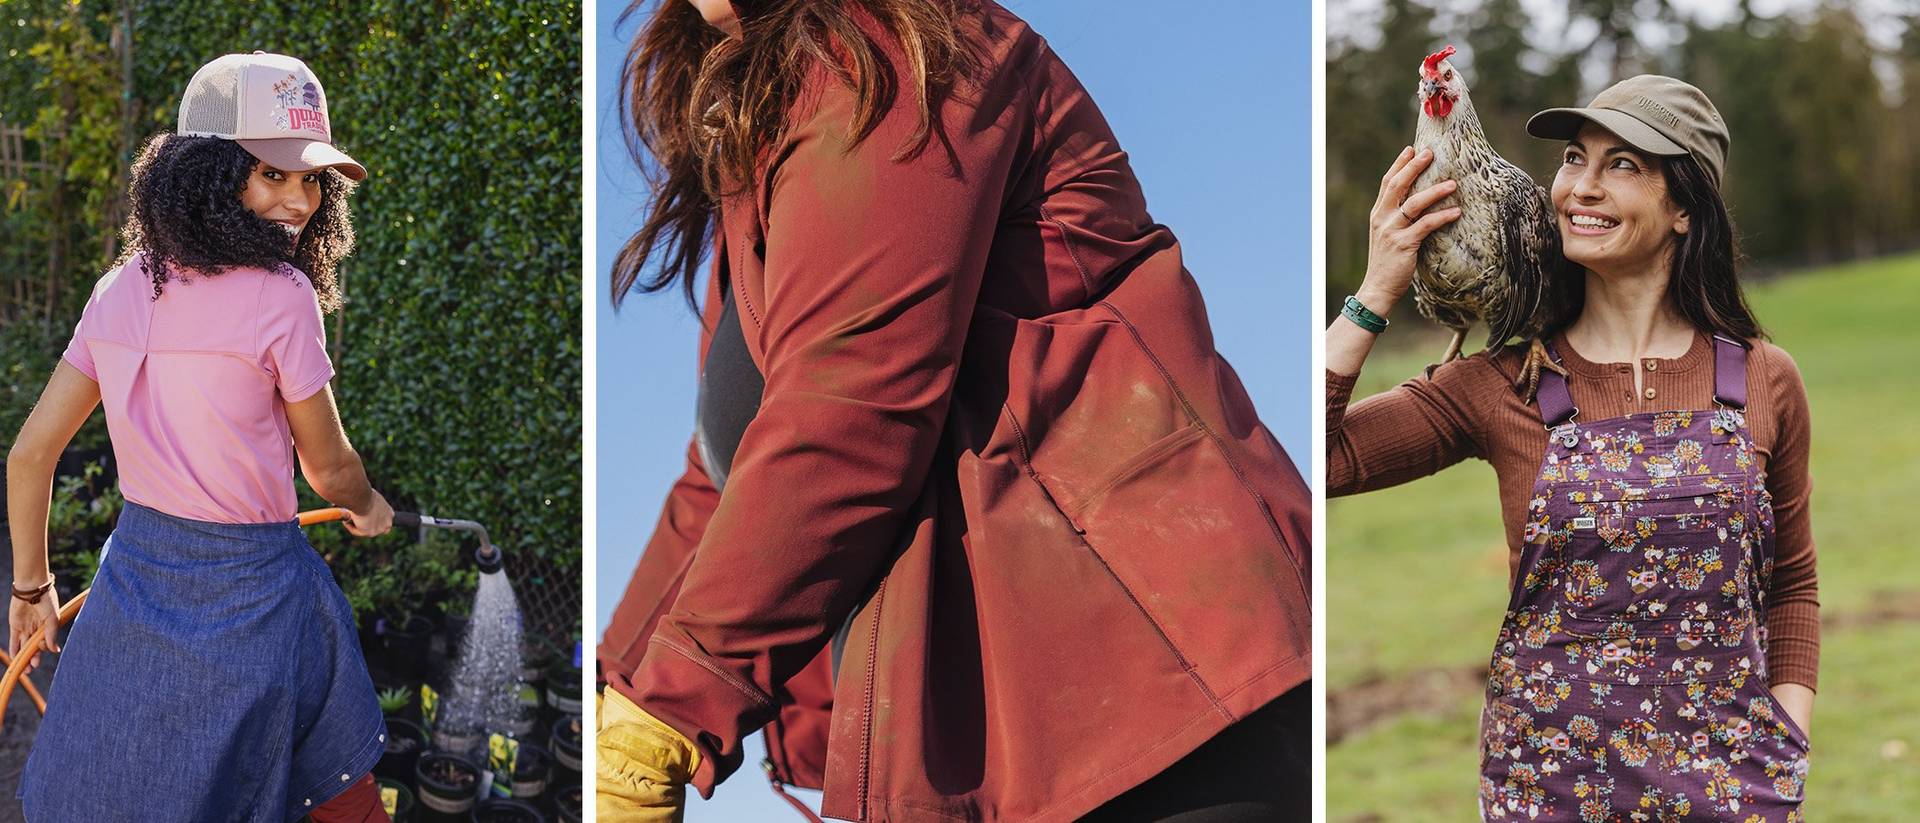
left=1420, top=78, right=1437, bottom=99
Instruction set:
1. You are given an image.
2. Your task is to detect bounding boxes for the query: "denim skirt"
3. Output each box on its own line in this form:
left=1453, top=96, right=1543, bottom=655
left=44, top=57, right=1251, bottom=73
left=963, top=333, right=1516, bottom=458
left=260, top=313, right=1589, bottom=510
left=19, top=501, right=385, bottom=822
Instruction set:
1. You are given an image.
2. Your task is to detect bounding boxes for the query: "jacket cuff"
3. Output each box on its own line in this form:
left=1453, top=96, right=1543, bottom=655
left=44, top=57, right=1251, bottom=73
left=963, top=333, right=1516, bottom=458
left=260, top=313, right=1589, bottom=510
left=611, top=637, right=779, bottom=797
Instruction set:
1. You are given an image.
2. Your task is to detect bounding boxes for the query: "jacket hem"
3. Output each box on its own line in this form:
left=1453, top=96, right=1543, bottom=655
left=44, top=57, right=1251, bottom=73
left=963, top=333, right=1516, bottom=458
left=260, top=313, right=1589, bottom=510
left=817, top=653, right=1310, bottom=822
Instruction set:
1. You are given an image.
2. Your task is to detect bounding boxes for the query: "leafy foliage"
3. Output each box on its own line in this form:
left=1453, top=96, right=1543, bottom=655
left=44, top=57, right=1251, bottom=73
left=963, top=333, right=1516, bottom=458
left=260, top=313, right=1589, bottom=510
left=2, top=1, right=125, bottom=451
left=44, top=459, right=123, bottom=588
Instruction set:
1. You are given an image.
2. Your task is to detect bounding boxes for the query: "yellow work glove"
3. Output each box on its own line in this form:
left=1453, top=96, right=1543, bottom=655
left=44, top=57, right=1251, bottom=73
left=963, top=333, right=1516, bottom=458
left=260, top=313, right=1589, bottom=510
left=597, top=688, right=703, bottom=823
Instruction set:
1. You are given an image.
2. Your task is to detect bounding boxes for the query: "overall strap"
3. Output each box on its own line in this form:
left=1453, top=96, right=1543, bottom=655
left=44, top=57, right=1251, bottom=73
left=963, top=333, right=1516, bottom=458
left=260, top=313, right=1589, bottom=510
left=1712, top=333, right=1750, bottom=409
left=1536, top=342, right=1578, bottom=428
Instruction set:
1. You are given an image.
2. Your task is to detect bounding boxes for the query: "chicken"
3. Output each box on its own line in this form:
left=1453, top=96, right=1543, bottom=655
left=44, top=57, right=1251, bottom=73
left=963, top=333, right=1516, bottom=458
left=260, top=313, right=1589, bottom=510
left=1410, top=45, right=1561, bottom=379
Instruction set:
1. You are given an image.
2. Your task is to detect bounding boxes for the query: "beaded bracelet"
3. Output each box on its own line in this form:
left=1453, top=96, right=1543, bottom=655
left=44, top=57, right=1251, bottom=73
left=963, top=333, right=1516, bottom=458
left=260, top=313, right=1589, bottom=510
left=1342, top=295, right=1389, bottom=334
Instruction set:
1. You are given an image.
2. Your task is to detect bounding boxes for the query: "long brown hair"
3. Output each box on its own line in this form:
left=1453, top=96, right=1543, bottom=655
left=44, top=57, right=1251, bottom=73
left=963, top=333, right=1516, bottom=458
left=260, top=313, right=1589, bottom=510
left=611, top=0, right=982, bottom=310
left=1535, top=154, right=1765, bottom=342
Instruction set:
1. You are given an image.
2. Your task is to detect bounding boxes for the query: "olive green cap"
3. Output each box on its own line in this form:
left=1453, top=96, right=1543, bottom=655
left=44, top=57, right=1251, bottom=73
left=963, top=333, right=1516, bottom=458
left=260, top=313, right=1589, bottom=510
left=1527, top=74, right=1729, bottom=189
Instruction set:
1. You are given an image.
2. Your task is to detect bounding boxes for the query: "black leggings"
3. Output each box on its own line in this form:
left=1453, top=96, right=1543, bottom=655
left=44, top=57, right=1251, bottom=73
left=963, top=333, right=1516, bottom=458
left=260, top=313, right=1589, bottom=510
left=1080, top=681, right=1312, bottom=822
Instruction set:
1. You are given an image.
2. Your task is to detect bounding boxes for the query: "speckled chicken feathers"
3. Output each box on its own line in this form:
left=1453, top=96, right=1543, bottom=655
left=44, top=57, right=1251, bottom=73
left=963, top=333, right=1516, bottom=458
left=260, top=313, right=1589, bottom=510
left=1409, top=56, right=1560, bottom=354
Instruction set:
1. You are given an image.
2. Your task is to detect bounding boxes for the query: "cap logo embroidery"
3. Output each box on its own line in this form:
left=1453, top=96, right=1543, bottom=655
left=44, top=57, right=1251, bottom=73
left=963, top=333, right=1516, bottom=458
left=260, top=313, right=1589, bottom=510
left=1630, top=95, right=1681, bottom=129
left=270, top=74, right=330, bottom=136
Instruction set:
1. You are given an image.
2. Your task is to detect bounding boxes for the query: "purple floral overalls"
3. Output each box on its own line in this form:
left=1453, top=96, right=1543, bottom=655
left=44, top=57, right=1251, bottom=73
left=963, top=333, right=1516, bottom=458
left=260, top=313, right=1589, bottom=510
left=1478, top=336, right=1810, bottom=822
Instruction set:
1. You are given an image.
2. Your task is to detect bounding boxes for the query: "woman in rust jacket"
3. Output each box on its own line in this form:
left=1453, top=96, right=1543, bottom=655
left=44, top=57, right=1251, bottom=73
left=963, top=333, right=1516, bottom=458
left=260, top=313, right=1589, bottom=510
left=598, top=1, right=1312, bottom=820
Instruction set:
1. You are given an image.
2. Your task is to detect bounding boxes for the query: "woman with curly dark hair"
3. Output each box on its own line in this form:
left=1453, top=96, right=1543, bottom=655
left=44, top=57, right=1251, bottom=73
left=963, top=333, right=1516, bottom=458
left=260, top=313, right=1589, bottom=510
left=597, top=1, right=1312, bottom=820
left=6, top=52, right=395, bottom=821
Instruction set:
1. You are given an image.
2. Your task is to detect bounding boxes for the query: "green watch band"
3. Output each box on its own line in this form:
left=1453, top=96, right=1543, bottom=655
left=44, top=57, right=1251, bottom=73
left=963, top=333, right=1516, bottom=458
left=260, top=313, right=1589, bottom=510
left=1342, top=295, right=1389, bottom=334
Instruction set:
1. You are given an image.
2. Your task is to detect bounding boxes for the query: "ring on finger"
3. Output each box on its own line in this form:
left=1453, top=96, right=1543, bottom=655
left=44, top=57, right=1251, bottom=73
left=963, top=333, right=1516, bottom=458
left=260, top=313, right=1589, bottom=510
left=1398, top=207, right=1415, bottom=224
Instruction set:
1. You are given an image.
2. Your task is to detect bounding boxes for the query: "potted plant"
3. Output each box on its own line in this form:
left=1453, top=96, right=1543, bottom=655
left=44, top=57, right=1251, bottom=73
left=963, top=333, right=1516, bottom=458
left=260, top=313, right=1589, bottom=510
left=383, top=613, right=438, bottom=683
left=507, top=742, right=551, bottom=805
left=437, top=593, right=471, bottom=662
left=413, top=752, right=481, bottom=821
left=549, top=714, right=581, bottom=780
left=339, top=527, right=473, bottom=683
left=554, top=786, right=581, bottom=823
left=431, top=724, right=485, bottom=759
left=377, top=685, right=413, bottom=716
left=543, top=657, right=581, bottom=717
left=376, top=717, right=429, bottom=783
left=519, top=634, right=555, bottom=689
left=373, top=776, right=415, bottom=823
left=515, top=681, right=543, bottom=733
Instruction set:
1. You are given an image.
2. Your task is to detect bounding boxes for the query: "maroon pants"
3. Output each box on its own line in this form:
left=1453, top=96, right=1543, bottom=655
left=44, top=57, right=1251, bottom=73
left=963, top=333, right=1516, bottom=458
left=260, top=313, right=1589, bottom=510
left=308, top=773, right=391, bottom=823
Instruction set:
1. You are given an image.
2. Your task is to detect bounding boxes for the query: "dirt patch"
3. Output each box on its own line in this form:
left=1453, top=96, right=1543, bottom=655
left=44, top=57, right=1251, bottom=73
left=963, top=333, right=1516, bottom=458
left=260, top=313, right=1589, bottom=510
left=1328, top=664, right=1484, bottom=745
left=1827, top=591, right=1920, bottom=629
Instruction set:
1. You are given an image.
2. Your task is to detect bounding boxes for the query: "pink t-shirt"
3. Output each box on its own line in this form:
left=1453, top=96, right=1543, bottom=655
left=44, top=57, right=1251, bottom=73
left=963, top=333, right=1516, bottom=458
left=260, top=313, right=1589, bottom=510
left=63, top=252, right=335, bottom=524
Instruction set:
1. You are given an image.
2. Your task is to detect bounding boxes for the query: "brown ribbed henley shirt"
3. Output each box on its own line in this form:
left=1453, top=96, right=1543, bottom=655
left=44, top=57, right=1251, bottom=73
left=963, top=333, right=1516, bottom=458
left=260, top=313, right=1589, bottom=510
left=1328, top=330, right=1819, bottom=690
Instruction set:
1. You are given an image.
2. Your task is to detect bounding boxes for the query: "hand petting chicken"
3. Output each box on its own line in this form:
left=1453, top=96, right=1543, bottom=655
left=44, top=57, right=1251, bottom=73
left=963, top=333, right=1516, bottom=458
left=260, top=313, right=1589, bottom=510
left=1409, top=44, right=1566, bottom=396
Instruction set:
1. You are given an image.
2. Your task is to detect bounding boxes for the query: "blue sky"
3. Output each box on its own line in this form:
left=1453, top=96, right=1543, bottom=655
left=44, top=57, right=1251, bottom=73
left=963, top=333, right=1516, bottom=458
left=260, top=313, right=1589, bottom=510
left=594, top=2, right=1310, bottom=818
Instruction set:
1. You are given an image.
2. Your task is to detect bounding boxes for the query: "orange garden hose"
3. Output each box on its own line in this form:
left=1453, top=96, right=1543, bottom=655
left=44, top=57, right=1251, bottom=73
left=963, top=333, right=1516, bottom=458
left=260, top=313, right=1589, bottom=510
left=0, top=648, right=49, bottom=714
left=0, top=507, right=359, bottom=733
left=298, top=507, right=351, bottom=527
left=0, top=592, right=89, bottom=733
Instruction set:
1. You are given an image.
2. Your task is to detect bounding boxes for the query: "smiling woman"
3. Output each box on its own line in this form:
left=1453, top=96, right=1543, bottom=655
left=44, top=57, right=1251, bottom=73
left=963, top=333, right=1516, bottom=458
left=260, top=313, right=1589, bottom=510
left=1327, top=73, right=1818, bottom=821
left=6, top=52, right=398, bottom=821
left=121, top=133, right=357, bottom=312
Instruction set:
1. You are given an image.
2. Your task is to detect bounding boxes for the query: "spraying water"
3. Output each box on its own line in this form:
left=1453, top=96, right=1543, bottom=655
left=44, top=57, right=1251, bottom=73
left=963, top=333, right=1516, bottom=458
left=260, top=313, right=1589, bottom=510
left=438, top=568, right=526, bottom=740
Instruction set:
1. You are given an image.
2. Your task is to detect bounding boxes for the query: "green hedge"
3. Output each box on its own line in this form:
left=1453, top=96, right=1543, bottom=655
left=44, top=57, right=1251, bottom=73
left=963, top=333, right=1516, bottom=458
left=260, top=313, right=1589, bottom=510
left=4, top=1, right=581, bottom=632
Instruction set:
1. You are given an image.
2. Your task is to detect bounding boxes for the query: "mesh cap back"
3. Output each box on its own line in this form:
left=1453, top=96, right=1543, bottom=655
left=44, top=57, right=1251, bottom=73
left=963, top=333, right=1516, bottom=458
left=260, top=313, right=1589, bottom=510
left=177, top=57, right=244, bottom=138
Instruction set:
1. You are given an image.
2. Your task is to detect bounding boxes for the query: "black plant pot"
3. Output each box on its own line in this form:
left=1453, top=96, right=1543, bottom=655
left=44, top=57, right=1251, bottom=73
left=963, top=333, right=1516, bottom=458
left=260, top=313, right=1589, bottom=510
left=438, top=610, right=470, bottom=663
left=548, top=714, right=582, bottom=780
left=507, top=742, right=552, bottom=803
left=543, top=660, right=582, bottom=717
left=430, top=725, right=485, bottom=760
left=374, top=776, right=416, bottom=823
left=376, top=717, right=430, bottom=783
left=413, top=752, right=481, bottom=822
left=473, top=798, right=546, bottom=823
left=554, top=786, right=581, bottom=823
left=381, top=614, right=436, bottom=683
left=519, top=635, right=556, bottom=688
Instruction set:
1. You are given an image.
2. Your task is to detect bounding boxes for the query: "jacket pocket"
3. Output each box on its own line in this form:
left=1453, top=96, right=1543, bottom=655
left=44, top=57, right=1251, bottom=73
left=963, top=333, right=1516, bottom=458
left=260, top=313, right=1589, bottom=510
left=964, top=299, right=1308, bottom=697
left=1057, top=417, right=1309, bottom=697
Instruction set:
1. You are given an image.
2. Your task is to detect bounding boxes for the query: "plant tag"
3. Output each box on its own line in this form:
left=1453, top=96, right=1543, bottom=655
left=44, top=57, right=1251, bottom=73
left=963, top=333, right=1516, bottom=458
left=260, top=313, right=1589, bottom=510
left=420, top=685, right=439, bottom=730
left=490, top=733, right=521, bottom=796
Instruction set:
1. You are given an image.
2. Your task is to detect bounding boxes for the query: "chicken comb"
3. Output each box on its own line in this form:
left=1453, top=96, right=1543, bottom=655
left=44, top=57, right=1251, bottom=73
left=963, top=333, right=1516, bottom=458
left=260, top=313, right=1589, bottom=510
left=1423, top=45, right=1457, bottom=76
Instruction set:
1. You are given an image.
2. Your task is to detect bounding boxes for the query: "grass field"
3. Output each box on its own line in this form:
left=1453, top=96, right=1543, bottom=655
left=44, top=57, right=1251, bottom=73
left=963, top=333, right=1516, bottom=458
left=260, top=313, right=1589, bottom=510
left=1328, top=252, right=1920, bottom=821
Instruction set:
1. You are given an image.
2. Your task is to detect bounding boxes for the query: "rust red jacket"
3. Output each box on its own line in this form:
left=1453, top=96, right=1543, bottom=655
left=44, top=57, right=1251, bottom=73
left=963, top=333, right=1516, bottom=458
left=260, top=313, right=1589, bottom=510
left=600, top=4, right=1311, bottom=820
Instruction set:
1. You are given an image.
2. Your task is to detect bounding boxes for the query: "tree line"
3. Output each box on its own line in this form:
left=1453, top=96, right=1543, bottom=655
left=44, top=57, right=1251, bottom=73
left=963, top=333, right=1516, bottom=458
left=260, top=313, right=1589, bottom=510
left=1328, top=0, right=1920, bottom=308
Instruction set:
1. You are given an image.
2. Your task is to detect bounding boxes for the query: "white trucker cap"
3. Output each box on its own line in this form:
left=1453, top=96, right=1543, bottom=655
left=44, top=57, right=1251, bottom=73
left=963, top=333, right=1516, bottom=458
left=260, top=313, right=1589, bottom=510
left=176, top=51, right=365, bottom=181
